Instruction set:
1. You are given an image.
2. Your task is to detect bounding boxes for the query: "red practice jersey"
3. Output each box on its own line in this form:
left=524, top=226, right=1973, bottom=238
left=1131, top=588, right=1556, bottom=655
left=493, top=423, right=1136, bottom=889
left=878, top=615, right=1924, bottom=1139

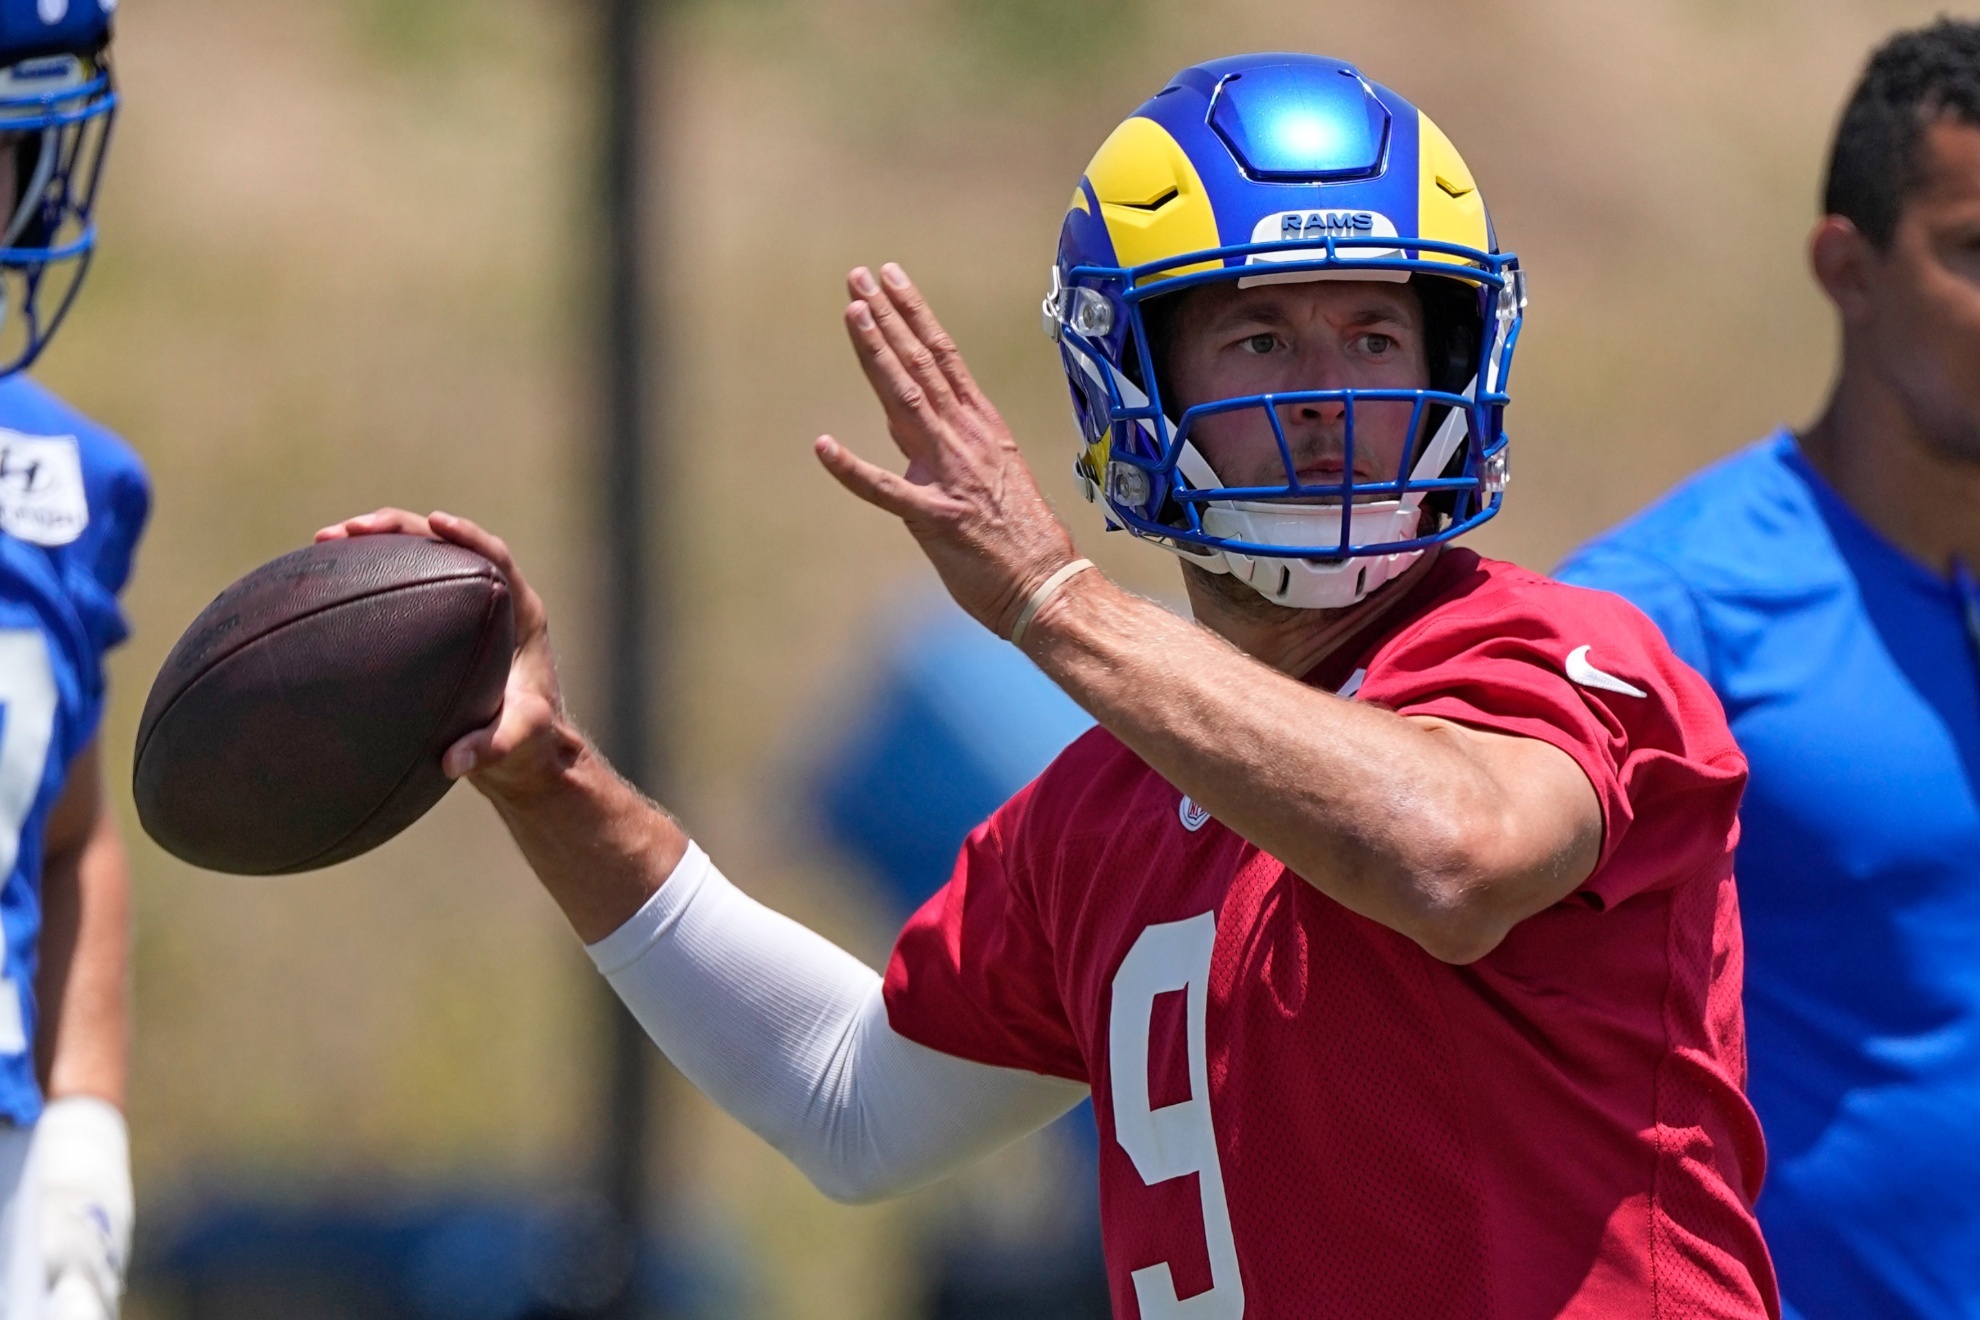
left=884, top=549, right=1778, bottom=1320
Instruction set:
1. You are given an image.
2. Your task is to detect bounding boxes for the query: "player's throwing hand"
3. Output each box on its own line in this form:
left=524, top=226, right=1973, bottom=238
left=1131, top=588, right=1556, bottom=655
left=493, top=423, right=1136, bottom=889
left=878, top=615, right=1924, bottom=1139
left=315, top=509, right=577, bottom=794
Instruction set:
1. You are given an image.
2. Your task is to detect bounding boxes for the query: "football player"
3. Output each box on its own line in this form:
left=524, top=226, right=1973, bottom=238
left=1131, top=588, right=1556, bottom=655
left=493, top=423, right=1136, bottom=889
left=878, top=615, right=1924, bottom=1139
left=0, top=4, right=146, bottom=1319
left=328, top=55, right=1777, bottom=1316
left=1557, top=19, right=1980, bottom=1318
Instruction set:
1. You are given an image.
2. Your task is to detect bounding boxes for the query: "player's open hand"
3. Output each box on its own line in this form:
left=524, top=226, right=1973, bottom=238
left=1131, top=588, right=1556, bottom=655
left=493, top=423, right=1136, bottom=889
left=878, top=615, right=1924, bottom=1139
left=816, top=263, right=1081, bottom=638
left=315, top=508, right=578, bottom=801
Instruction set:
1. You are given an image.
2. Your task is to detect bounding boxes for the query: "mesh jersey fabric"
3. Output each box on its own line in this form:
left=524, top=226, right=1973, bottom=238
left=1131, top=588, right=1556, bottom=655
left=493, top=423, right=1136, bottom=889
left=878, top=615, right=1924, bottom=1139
left=1557, top=432, right=1980, bottom=1320
left=884, top=548, right=1777, bottom=1320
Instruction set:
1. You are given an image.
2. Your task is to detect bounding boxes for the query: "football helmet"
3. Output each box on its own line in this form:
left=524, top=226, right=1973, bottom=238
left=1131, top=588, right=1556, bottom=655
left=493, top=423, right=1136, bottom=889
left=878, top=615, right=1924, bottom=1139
left=1045, top=53, right=1524, bottom=609
left=0, top=0, right=116, bottom=375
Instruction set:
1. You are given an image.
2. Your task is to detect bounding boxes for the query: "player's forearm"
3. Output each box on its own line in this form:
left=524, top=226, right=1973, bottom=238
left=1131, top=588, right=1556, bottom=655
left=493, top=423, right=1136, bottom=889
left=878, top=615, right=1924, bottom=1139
left=479, top=727, right=688, bottom=945
left=35, top=809, right=131, bottom=1109
left=1024, top=574, right=1551, bottom=959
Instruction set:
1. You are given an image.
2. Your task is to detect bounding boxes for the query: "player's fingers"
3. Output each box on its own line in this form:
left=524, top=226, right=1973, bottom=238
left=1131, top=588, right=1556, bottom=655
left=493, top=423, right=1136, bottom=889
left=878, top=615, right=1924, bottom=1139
left=843, top=300, right=945, bottom=463
left=445, top=685, right=551, bottom=779
left=426, top=511, right=551, bottom=638
left=317, top=508, right=433, bottom=541
left=875, top=263, right=985, bottom=405
left=480, top=691, right=568, bottom=772
left=815, top=435, right=945, bottom=520
left=424, top=510, right=512, bottom=570
left=446, top=635, right=567, bottom=782
left=848, top=267, right=960, bottom=414
left=443, top=724, right=498, bottom=780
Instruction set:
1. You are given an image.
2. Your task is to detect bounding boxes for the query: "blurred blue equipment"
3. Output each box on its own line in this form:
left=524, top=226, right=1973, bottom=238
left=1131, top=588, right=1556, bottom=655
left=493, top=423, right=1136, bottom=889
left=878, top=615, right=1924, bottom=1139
left=815, top=600, right=1093, bottom=914
left=0, top=0, right=117, bottom=375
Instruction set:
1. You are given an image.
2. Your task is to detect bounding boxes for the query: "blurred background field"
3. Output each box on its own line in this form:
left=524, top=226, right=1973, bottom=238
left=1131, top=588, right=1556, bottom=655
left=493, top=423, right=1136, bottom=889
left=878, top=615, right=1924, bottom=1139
left=32, top=0, right=1958, bottom=1315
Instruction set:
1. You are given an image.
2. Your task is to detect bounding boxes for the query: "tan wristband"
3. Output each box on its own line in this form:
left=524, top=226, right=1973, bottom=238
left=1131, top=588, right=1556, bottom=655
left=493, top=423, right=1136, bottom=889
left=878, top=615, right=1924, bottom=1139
left=1008, top=558, right=1096, bottom=647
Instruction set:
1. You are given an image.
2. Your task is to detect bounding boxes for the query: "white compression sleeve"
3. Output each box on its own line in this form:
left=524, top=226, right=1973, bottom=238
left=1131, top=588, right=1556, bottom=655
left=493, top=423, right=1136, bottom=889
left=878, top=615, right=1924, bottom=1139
left=586, top=843, right=1088, bottom=1204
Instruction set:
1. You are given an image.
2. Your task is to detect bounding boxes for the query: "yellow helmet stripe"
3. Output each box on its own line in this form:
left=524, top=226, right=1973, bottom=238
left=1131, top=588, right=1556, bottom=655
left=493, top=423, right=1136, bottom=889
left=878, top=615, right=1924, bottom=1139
left=1083, top=117, right=1222, bottom=283
left=1415, top=109, right=1490, bottom=270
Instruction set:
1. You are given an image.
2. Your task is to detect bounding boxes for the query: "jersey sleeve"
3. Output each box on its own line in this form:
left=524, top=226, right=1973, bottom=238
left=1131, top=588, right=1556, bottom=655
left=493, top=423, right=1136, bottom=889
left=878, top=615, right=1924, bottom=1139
left=0, top=378, right=153, bottom=755
left=64, top=425, right=150, bottom=656
left=882, top=782, right=1088, bottom=1083
left=57, top=426, right=150, bottom=750
left=1553, top=542, right=1715, bottom=684
left=1355, top=571, right=1746, bottom=911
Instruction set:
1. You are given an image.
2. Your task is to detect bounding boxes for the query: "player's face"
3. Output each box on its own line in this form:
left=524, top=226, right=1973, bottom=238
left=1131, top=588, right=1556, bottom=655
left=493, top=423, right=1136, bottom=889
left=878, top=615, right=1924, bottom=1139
left=1165, top=279, right=1430, bottom=493
left=1860, top=118, right=1980, bottom=463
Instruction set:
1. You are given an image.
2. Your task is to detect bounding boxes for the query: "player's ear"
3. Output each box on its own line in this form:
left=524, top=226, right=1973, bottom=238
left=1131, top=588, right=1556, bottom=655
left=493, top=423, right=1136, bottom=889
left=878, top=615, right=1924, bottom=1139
left=1810, top=214, right=1880, bottom=324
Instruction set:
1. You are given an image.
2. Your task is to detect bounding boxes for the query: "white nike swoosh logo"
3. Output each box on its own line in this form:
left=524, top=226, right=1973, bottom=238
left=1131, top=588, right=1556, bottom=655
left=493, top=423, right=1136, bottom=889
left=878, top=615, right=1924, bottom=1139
left=1565, top=645, right=1647, bottom=699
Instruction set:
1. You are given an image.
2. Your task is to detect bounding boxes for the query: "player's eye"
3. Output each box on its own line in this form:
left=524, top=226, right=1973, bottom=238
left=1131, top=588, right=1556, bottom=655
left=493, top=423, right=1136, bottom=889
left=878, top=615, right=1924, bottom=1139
left=1357, top=332, right=1396, bottom=355
left=1239, top=333, right=1278, bottom=355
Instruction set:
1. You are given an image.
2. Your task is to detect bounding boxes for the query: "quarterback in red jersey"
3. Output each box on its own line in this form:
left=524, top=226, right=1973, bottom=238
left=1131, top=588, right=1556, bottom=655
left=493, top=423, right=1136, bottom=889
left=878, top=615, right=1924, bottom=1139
left=321, top=54, right=1777, bottom=1319
left=882, top=551, right=1764, bottom=1317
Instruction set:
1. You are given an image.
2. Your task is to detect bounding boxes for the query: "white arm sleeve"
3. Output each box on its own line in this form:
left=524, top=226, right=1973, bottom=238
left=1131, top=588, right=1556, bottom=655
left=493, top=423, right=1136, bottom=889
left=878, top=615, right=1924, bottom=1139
left=585, top=843, right=1088, bottom=1204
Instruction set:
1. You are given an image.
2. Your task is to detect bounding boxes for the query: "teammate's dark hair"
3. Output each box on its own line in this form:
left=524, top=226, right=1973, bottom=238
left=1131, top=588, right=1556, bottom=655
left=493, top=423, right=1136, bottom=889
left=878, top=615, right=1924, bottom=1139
left=1825, top=17, right=1980, bottom=248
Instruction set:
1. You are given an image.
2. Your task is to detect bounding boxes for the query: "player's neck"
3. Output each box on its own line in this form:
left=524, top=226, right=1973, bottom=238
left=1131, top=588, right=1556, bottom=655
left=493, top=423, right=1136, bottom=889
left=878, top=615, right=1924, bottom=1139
left=1800, top=362, right=1980, bottom=578
left=1182, top=548, right=1442, bottom=678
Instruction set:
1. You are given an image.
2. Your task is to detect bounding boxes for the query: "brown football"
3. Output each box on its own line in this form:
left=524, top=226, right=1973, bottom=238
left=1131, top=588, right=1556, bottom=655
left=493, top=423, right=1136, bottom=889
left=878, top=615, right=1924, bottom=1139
left=134, top=534, right=514, bottom=875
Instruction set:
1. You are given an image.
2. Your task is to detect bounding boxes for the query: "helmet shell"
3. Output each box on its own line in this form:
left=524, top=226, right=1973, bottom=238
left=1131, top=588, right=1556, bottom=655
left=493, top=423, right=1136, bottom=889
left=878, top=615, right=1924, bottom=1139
left=1046, top=53, right=1523, bottom=605
left=0, top=0, right=111, bottom=65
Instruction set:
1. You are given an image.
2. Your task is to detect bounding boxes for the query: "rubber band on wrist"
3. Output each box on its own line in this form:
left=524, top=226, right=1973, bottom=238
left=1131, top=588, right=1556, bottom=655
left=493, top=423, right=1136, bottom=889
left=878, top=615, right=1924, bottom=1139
left=1008, top=558, right=1096, bottom=647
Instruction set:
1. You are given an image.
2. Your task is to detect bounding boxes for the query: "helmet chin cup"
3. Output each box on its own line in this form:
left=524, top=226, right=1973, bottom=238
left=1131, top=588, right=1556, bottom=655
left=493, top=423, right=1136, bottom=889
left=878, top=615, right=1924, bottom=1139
left=1192, top=500, right=1424, bottom=609
left=1156, top=391, right=1467, bottom=611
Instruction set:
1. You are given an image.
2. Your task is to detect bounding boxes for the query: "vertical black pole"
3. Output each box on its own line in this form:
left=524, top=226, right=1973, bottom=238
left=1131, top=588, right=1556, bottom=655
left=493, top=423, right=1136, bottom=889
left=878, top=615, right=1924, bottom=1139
left=597, top=0, right=662, bottom=1313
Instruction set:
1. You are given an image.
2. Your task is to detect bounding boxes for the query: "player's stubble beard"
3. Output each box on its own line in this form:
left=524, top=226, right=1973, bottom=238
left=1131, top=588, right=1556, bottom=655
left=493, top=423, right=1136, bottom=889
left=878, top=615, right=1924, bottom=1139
left=1179, top=546, right=1442, bottom=680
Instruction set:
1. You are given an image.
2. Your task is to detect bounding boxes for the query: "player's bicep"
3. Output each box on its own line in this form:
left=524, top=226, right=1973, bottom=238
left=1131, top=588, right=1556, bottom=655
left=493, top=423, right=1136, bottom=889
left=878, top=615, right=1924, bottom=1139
left=1407, top=715, right=1604, bottom=919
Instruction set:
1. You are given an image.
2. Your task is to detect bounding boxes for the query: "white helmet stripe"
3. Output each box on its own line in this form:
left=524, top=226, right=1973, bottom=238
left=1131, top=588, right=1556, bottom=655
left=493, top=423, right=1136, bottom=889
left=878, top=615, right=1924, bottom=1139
left=1174, top=439, right=1220, bottom=491
left=1401, top=375, right=1477, bottom=509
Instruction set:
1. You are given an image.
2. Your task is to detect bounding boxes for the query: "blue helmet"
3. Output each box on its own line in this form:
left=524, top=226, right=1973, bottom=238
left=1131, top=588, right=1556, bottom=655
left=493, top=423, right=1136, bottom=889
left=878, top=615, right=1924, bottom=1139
left=0, top=0, right=115, bottom=375
left=1044, top=54, right=1524, bottom=610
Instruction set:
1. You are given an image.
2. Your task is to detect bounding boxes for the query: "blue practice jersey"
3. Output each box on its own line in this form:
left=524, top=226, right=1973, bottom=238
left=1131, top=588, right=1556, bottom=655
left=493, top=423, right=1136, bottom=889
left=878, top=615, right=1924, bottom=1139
left=0, top=374, right=147, bottom=1127
left=1557, top=431, right=1980, bottom=1320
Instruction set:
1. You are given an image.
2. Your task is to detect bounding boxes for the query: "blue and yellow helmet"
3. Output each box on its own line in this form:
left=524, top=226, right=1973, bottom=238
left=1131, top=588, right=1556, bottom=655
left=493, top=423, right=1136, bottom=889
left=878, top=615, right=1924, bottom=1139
left=0, top=0, right=116, bottom=375
left=1045, top=53, right=1524, bottom=609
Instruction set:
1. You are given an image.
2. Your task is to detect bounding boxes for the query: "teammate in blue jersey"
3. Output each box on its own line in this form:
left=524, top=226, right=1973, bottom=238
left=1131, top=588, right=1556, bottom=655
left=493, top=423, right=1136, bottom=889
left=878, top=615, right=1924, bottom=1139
left=1558, top=19, right=1980, bottom=1319
left=0, top=5, right=146, bottom=1320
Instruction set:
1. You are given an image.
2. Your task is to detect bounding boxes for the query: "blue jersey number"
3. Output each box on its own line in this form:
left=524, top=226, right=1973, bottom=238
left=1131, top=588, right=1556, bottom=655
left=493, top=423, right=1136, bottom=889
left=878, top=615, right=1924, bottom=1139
left=0, top=630, right=56, bottom=1055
